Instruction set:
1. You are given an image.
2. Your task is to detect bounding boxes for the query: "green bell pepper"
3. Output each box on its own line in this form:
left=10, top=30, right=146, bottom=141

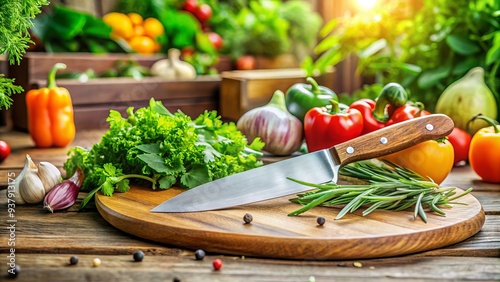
left=285, top=77, right=338, bottom=122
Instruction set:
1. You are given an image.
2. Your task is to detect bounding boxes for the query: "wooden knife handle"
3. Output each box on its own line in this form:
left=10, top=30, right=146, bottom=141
left=331, top=114, right=454, bottom=166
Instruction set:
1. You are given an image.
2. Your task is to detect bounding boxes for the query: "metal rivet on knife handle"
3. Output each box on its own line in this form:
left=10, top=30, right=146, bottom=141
left=426, top=124, right=434, bottom=131
left=380, top=137, right=388, bottom=144
left=346, top=146, right=354, bottom=154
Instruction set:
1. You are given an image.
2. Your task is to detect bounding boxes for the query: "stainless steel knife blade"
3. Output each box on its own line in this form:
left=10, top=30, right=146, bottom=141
left=151, top=114, right=453, bottom=213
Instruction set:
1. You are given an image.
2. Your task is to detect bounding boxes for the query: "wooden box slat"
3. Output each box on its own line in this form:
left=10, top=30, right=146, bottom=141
left=29, top=76, right=220, bottom=130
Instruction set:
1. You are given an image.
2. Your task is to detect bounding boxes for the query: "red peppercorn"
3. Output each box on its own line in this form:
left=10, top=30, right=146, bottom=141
left=212, top=258, right=223, bottom=270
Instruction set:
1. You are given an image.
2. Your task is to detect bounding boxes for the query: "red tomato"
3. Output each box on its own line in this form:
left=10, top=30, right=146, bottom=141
left=235, top=55, right=256, bottom=70
left=447, top=127, right=471, bottom=166
left=182, top=0, right=198, bottom=14
left=206, top=32, right=223, bottom=50
left=469, top=125, right=500, bottom=183
left=381, top=139, right=454, bottom=184
left=0, top=140, right=11, bottom=163
left=194, top=4, right=212, bottom=22
left=181, top=46, right=195, bottom=58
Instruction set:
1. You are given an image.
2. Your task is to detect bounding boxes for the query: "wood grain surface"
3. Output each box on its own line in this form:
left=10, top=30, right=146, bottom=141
left=96, top=185, right=485, bottom=260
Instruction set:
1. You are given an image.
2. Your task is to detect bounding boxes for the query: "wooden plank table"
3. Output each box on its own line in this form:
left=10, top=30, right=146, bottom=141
left=0, top=129, right=499, bottom=281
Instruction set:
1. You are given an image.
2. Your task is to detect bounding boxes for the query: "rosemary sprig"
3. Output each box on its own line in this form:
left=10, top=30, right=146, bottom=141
left=288, top=160, right=472, bottom=222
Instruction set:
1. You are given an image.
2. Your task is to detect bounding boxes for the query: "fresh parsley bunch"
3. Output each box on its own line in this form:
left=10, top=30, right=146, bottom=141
left=64, top=99, right=265, bottom=209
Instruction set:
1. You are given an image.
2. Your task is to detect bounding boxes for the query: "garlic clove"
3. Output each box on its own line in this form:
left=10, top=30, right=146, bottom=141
left=19, top=171, right=46, bottom=204
left=37, top=161, right=62, bottom=193
left=11, top=154, right=36, bottom=205
left=11, top=154, right=31, bottom=205
left=17, top=155, right=45, bottom=204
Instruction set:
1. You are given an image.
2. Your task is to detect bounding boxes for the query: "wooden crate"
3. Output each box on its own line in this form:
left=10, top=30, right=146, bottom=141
left=9, top=52, right=228, bottom=131
left=219, top=68, right=335, bottom=122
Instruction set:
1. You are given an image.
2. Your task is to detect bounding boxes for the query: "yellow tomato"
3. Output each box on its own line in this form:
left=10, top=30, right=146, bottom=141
left=127, top=12, right=143, bottom=26
left=143, top=18, right=164, bottom=39
left=103, top=12, right=134, bottom=39
left=133, top=25, right=145, bottom=37
left=380, top=139, right=454, bottom=184
left=129, top=36, right=157, bottom=54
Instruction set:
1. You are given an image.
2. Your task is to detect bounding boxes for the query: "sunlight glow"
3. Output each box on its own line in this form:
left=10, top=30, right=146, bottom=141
left=356, top=0, right=378, bottom=10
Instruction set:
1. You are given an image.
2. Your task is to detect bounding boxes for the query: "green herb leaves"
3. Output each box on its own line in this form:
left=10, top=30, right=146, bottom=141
left=0, top=0, right=48, bottom=109
left=288, top=160, right=472, bottom=222
left=65, top=98, right=264, bottom=210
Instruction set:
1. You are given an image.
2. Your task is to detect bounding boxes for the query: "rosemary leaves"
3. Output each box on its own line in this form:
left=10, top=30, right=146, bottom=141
left=288, top=160, right=472, bottom=222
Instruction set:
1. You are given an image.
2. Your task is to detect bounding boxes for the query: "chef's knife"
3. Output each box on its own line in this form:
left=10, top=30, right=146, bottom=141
left=151, top=114, right=453, bottom=213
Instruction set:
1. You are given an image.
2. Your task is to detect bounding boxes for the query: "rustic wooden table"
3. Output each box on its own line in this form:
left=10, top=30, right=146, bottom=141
left=0, top=130, right=499, bottom=282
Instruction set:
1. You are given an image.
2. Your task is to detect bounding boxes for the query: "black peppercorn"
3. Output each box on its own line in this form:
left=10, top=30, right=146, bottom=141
left=194, top=249, right=205, bottom=260
left=133, top=250, right=145, bottom=262
left=69, top=256, right=79, bottom=265
left=173, top=277, right=181, bottom=282
left=316, top=216, right=326, bottom=226
left=243, top=213, right=253, bottom=224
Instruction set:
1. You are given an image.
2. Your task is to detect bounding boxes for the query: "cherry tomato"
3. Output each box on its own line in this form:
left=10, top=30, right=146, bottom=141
left=381, top=139, right=454, bottom=184
left=182, top=0, right=198, bottom=14
left=181, top=46, right=195, bottom=58
left=194, top=4, right=212, bottom=22
left=447, top=127, right=471, bottom=166
left=0, top=140, right=10, bottom=163
left=206, top=32, right=223, bottom=50
left=235, top=55, right=256, bottom=70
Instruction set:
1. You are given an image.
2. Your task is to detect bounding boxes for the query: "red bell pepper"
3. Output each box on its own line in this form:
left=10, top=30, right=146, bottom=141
left=304, top=100, right=363, bottom=152
left=350, top=83, right=408, bottom=135
left=350, top=99, right=388, bottom=135
left=385, top=102, right=431, bottom=126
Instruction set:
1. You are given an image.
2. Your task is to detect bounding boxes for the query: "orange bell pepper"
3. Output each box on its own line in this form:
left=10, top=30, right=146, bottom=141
left=26, top=63, right=75, bottom=148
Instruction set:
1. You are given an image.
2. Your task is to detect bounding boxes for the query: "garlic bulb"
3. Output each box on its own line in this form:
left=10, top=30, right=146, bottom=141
left=37, top=161, right=62, bottom=193
left=11, top=155, right=61, bottom=205
left=237, top=90, right=303, bottom=156
left=18, top=157, right=45, bottom=204
left=150, top=48, right=197, bottom=80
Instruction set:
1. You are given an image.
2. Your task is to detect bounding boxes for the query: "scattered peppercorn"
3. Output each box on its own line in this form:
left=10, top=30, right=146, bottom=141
left=92, top=258, right=101, bottom=267
left=8, top=264, right=20, bottom=278
left=316, top=216, right=326, bottom=226
left=69, top=256, right=79, bottom=265
left=173, top=277, right=181, bottom=282
left=212, top=258, right=223, bottom=270
left=353, top=261, right=363, bottom=268
left=194, top=249, right=205, bottom=260
left=133, top=250, right=144, bottom=262
left=243, top=213, right=253, bottom=224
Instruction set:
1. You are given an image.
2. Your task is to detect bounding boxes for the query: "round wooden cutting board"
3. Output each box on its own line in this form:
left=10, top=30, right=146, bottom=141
left=96, top=186, right=484, bottom=260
